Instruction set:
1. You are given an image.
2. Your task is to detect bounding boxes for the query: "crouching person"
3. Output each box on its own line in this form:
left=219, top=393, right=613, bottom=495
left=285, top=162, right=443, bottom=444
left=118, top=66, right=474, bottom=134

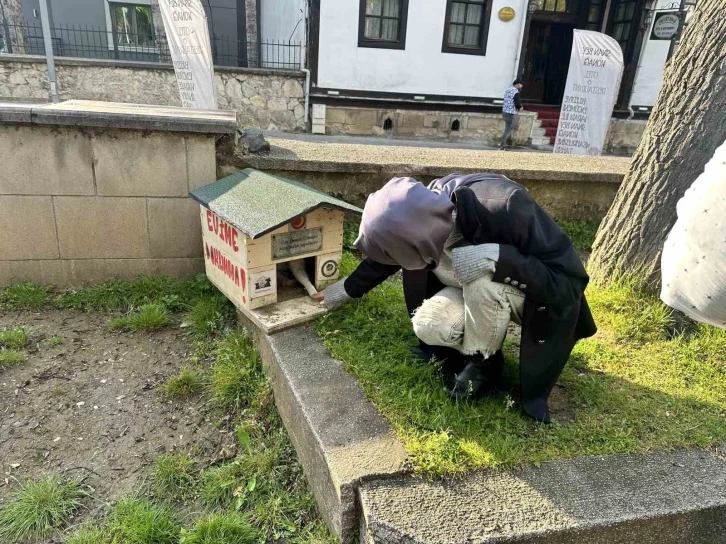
left=312, top=174, right=596, bottom=423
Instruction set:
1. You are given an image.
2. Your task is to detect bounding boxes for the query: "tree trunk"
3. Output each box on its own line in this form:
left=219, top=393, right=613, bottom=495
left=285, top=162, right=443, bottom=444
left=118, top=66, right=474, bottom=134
left=589, top=0, right=726, bottom=288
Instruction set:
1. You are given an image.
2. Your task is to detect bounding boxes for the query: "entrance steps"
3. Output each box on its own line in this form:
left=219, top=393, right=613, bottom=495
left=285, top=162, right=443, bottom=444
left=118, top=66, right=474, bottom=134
left=526, top=105, right=561, bottom=147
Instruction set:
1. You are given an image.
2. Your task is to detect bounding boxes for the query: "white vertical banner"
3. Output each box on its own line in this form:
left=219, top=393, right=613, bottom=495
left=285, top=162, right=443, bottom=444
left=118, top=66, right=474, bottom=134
left=159, top=0, right=217, bottom=110
left=553, top=30, right=623, bottom=155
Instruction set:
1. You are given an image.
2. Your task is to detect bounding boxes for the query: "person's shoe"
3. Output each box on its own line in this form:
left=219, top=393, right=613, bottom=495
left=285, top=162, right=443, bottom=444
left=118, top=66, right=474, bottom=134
left=498, top=146, right=508, bottom=151
left=444, top=351, right=504, bottom=400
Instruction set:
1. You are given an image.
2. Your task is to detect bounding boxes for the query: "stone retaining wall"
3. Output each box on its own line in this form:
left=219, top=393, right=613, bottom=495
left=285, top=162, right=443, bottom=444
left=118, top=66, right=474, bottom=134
left=0, top=54, right=306, bottom=130
left=322, top=106, right=535, bottom=146
left=0, top=101, right=235, bottom=287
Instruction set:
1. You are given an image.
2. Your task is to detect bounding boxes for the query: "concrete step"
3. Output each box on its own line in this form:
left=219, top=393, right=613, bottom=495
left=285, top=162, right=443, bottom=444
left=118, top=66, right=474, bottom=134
left=360, top=447, right=726, bottom=543
left=528, top=136, right=552, bottom=149
left=531, top=127, right=547, bottom=138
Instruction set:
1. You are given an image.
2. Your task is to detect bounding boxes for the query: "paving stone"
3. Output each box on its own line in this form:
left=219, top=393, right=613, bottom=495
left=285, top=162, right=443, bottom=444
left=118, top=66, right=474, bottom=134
left=360, top=447, right=726, bottom=543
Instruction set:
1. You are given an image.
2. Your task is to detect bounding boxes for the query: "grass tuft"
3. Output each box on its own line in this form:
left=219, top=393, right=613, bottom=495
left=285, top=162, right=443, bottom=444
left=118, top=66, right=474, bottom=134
left=111, top=304, right=171, bottom=332
left=150, top=453, right=198, bottom=501
left=0, top=474, right=86, bottom=543
left=0, top=349, right=25, bottom=368
left=211, top=332, right=265, bottom=410
left=0, top=282, right=53, bottom=309
left=164, top=368, right=205, bottom=398
left=0, top=327, right=27, bottom=349
left=66, top=523, right=109, bottom=544
left=107, top=496, right=179, bottom=544
left=180, top=513, right=257, bottom=544
left=48, top=335, right=65, bottom=347
left=185, top=296, right=233, bottom=338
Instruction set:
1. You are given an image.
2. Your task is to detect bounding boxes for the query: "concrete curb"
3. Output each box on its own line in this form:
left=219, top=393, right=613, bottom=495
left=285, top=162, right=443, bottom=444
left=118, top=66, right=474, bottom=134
left=239, top=316, right=408, bottom=542
left=359, top=447, right=726, bottom=543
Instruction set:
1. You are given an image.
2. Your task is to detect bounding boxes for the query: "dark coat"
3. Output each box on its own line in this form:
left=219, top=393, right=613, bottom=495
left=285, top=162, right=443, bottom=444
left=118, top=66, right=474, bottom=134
left=343, top=173, right=597, bottom=422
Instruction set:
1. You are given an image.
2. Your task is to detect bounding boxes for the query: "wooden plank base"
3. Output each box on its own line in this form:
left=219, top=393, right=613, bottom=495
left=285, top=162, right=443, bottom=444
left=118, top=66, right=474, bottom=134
left=240, top=295, right=328, bottom=334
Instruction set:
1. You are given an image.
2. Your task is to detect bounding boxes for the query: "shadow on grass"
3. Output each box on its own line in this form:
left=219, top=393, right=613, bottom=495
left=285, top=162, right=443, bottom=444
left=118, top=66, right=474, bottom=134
left=317, top=257, right=726, bottom=476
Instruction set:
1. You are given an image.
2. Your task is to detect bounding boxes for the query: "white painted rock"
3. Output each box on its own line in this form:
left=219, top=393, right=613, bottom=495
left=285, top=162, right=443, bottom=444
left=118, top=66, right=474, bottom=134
left=661, top=140, right=726, bottom=328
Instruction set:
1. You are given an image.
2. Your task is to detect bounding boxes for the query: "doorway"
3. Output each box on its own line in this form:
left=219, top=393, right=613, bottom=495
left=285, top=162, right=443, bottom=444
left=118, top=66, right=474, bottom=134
left=521, top=21, right=575, bottom=104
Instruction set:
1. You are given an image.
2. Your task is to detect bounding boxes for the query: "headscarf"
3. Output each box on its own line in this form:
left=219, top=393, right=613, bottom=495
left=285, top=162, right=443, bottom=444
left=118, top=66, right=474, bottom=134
left=354, top=177, right=454, bottom=270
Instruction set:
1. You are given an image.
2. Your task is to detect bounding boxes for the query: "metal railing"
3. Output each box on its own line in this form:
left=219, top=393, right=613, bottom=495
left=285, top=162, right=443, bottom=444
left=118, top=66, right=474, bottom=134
left=0, top=22, right=302, bottom=70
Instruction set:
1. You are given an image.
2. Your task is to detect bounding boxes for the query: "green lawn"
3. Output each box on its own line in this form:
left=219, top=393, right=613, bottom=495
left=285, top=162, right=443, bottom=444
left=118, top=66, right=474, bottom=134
left=317, top=238, right=726, bottom=476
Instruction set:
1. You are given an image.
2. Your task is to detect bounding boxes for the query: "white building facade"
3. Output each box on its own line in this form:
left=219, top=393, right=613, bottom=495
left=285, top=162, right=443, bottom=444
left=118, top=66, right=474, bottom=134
left=300, top=0, right=696, bottom=150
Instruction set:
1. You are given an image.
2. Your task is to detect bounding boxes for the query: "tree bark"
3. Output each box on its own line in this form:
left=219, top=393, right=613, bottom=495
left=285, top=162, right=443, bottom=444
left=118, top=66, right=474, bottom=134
left=589, top=0, right=726, bottom=288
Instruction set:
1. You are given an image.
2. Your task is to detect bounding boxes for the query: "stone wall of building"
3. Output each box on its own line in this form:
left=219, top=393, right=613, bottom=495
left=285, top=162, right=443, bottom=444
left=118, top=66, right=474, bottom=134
left=321, top=105, right=535, bottom=146
left=0, top=54, right=306, bottom=130
left=606, top=118, right=648, bottom=155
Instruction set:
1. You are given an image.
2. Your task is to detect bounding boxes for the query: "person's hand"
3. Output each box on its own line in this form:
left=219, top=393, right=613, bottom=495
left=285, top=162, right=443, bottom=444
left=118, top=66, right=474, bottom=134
left=311, top=291, right=325, bottom=305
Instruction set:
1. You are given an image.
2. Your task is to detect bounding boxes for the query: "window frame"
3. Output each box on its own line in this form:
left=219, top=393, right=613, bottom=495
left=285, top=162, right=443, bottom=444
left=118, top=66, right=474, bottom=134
left=441, top=0, right=493, bottom=56
left=104, top=0, right=158, bottom=53
left=357, top=0, right=410, bottom=50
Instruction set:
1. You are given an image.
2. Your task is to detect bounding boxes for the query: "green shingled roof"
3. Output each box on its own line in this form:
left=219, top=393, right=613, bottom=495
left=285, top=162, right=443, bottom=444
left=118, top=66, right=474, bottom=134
left=190, top=168, right=362, bottom=239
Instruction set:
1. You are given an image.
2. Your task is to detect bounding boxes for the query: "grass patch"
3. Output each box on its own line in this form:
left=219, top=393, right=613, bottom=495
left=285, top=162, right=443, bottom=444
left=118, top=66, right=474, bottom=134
left=210, top=332, right=265, bottom=410
left=111, top=303, right=171, bottom=332
left=180, top=513, right=257, bottom=544
left=184, top=296, right=233, bottom=338
left=318, top=253, right=726, bottom=476
left=0, top=349, right=25, bottom=368
left=0, top=282, right=53, bottom=309
left=150, top=453, right=198, bottom=501
left=0, top=327, right=27, bottom=349
left=107, top=496, right=179, bottom=544
left=556, top=219, right=600, bottom=253
left=66, top=524, right=108, bottom=544
left=0, top=474, right=86, bottom=543
left=164, top=368, right=205, bottom=398
left=48, top=335, right=65, bottom=346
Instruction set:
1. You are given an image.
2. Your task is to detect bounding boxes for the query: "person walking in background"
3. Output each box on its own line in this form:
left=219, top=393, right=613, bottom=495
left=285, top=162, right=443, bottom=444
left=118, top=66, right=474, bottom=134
left=499, top=80, right=524, bottom=150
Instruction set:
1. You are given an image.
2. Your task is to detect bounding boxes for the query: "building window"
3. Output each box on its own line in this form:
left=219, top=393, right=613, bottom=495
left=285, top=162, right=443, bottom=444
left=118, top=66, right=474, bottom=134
left=109, top=2, right=155, bottom=48
left=610, top=0, right=638, bottom=52
left=358, top=0, right=409, bottom=50
left=442, top=0, right=492, bottom=56
left=535, top=0, right=571, bottom=12
left=586, top=0, right=604, bottom=30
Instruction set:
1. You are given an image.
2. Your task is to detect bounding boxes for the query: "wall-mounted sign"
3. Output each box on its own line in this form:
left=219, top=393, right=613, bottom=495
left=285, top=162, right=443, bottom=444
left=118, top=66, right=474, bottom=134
left=272, top=228, right=323, bottom=260
left=650, top=12, right=681, bottom=40
left=498, top=7, right=515, bottom=22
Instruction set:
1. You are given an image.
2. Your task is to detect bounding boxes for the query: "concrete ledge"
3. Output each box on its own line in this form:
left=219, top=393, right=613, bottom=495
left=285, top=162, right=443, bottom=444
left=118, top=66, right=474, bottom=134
left=0, top=99, right=237, bottom=134
left=241, top=321, right=408, bottom=543
left=360, top=447, right=726, bottom=543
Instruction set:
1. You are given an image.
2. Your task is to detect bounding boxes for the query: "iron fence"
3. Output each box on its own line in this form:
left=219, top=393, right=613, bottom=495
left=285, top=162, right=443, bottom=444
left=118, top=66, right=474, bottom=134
left=0, top=22, right=302, bottom=70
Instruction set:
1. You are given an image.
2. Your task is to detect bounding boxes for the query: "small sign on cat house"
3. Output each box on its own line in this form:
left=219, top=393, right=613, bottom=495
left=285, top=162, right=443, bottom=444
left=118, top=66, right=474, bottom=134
left=190, top=168, right=362, bottom=333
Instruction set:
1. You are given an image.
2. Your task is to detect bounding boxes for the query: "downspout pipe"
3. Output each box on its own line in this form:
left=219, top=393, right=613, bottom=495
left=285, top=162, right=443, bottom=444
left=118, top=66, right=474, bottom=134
left=301, top=66, right=310, bottom=131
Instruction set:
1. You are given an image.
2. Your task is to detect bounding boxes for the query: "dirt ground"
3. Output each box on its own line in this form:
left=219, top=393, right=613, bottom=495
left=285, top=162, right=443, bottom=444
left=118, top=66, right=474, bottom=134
left=0, top=309, right=227, bottom=508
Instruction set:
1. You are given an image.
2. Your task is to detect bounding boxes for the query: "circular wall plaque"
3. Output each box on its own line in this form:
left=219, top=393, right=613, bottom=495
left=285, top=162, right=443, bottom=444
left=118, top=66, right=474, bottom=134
left=651, top=13, right=680, bottom=40
left=498, top=7, right=515, bottom=22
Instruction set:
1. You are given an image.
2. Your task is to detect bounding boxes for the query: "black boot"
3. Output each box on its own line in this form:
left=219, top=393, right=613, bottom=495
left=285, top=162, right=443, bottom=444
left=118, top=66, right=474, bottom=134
left=444, top=351, right=504, bottom=400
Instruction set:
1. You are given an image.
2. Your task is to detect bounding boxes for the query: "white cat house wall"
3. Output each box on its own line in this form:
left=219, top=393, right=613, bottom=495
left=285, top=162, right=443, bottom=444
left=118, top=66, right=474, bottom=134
left=190, top=168, right=362, bottom=333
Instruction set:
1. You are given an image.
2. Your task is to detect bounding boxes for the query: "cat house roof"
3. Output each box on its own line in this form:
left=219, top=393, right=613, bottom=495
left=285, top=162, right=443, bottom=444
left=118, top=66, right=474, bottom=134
left=190, top=168, right=362, bottom=239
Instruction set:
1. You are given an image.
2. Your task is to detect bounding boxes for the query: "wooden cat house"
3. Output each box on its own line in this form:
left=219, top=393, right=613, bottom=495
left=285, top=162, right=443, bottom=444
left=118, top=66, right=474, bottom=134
left=190, top=168, right=362, bottom=333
